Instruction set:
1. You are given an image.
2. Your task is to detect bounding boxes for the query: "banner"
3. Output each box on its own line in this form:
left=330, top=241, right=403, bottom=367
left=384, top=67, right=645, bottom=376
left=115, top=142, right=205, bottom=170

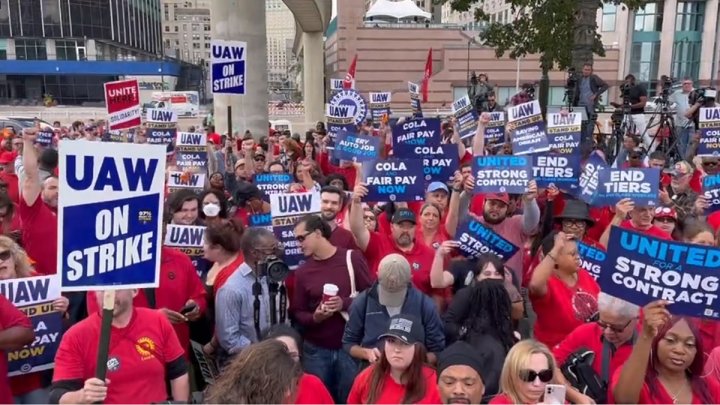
left=532, top=154, right=581, bottom=192
left=392, top=117, right=441, bottom=156
left=248, top=213, right=273, bottom=232
left=175, top=132, right=208, bottom=169
left=409, top=82, right=423, bottom=118
left=164, top=224, right=210, bottom=279
left=328, top=89, right=368, bottom=127
left=593, top=168, right=660, bottom=207
left=577, top=241, right=606, bottom=281
left=698, top=107, right=720, bottom=156
left=1, top=276, right=63, bottom=376
left=454, top=219, right=519, bottom=261
left=363, top=159, right=425, bottom=202
left=507, top=100, right=549, bottom=155
left=104, top=79, right=141, bottom=131
left=211, top=40, right=247, bottom=94
left=577, top=152, right=608, bottom=203
left=253, top=173, right=293, bottom=201
left=369, top=92, right=391, bottom=122
left=167, top=171, right=205, bottom=194
left=330, top=78, right=345, bottom=93
left=452, top=95, right=478, bottom=140
left=472, top=155, right=531, bottom=194
left=145, top=108, right=177, bottom=148
left=58, top=141, right=166, bottom=291
left=547, top=112, right=582, bottom=155
left=37, top=130, right=54, bottom=147
left=270, top=192, right=320, bottom=269
left=326, top=103, right=357, bottom=150
left=332, top=132, right=381, bottom=163
left=602, top=226, right=720, bottom=319
left=416, top=144, right=459, bottom=184
left=483, top=111, right=506, bottom=146
left=702, top=172, right=720, bottom=215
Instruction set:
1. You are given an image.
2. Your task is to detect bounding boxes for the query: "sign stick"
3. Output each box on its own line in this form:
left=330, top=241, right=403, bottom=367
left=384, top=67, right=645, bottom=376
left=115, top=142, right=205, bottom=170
left=94, top=290, right=115, bottom=384
left=227, top=106, right=232, bottom=139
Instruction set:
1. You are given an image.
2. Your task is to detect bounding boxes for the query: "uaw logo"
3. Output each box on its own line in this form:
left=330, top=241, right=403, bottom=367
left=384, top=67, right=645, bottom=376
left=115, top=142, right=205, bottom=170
left=138, top=210, right=153, bottom=224
left=135, top=337, right=157, bottom=360
left=329, top=89, right=367, bottom=126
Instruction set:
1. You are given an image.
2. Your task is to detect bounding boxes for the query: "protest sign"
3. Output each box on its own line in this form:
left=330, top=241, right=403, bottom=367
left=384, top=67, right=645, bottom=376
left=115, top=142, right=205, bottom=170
left=175, top=132, right=208, bottom=169
left=328, top=89, right=367, bottom=127
left=415, top=144, right=459, bottom=184
left=211, top=40, right=246, bottom=94
left=369, top=92, right=391, bottom=122
left=326, top=103, right=358, bottom=150
left=270, top=192, right=320, bottom=269
left=576, top=152, right=608, bottom=203
left=483, top=111, right=505, bottom=146
left=602, top=226, right=720, bottom=319
left=104, top=79, right=141, bottom=131
left=330, top=78, right=345, bottom=93
left=472, top=155, right=531, bottom=194
left=546, top=112, right=582, bottom=155
left=37, top=130, right=54, bottom=147
left=594, top=168, right=660, bottom=207
left=392, top=117, right=441, bottom=156
left=164, top=224, right=210, bottom=279
left=253, top=173, right=293, bottom=201
left=409, top=82, right=423, bottom=118
left=332, top=132, right=381, bottom=162
left=452, top=95, right=478, bottom=140
left=146, top=108, right=177, bottom=147
left=167, top=171, right=205, bottom=194
left=102, top=130, right=131, bottom=143
left=363, top=159, right=425, bottom=202
left=454, top=219, right=519, bottom=261
left=507, top=100, right=549, bottom=155
left=577, top=241, right=606, bottom=281
left=532, top=154, right=581, bottom=192
left=703, top=172, right=720, bottom=215
left=147, top=109, right=178, bottom=123
left=58, top=141, right=166, bottom=291
left=248, top=213, right=273, bottom=232
left=698, top=107, right=720, bottom=156
left=1, top=275, right=63, bottom=376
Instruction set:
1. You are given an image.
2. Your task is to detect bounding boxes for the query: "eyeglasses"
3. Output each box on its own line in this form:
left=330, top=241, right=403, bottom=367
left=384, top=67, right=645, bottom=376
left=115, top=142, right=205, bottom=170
left=518, top=369, right=554, bottom=383
left=597, top=318, right=633, bottom=333
left=0, top=250, right=12, bottom=261
left=562, top=219, right=587, bottom=229
left=672, top=172, right=689, bottom=179
left=295, top=232, right=312, bottom=242
left=254, top=156, right=265, bottom=162
left=655, top=217, right=675, bottom=224
left=363, top=215, right=376, bottom=221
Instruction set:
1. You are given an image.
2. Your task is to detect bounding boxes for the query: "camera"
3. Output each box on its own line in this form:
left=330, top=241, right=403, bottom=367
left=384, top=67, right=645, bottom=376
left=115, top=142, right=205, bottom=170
left=566, top=67, right=579, bottom=89
left=690, top=87, right=717, bottom=105
left=258, top=255, right=290, bottom=283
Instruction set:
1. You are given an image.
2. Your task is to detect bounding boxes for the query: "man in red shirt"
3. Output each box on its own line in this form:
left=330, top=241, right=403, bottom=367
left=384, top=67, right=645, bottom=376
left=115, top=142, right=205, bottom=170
left=50, top=289, right=189, bottom=404
left=0, top=295, right=34, bottom=405
left=553, top=292, right=640, bottom=404
left=600, top=198, right=671, bottom=247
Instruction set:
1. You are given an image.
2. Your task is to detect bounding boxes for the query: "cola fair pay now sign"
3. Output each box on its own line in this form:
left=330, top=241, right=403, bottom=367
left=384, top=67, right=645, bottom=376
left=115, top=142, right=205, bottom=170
left=104, top=79, right=141, bottom=131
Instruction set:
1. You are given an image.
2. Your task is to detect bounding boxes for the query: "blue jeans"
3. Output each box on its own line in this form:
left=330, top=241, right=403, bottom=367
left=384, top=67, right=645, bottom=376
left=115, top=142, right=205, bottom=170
left=678, top=126, right=694, bottom=160
left=302, top=341, right=358, bottom=404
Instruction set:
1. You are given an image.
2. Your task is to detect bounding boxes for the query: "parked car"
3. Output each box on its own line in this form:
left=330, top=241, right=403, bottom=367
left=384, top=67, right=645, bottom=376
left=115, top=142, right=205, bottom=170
left=0, top=117, right=54, bottom=133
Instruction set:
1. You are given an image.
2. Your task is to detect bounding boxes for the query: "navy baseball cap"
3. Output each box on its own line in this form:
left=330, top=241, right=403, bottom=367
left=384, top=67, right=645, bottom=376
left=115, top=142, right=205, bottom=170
left=379, top=314, right=425, bottom=345
left=391, top=208, right=416, bottom=225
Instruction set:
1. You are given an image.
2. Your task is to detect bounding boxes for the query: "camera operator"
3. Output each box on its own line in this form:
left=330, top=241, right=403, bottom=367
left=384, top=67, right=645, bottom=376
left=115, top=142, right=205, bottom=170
left=669, top=78, right=695, bottom=159
left=469, top=73, right=494, bottom=112
left=573, top=63, right=609, bottom=151
left=611, top=74, right=649, bottom=150
left=215, top=227, right=288, bottom=367
left=685, top=86, right=719, bottom=157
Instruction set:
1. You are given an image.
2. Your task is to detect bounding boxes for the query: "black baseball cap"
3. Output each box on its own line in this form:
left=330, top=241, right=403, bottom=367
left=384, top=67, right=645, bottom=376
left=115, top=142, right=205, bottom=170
left=378, top=314, right=424, bottom=345
left=391, top=208, right=416, bottom=225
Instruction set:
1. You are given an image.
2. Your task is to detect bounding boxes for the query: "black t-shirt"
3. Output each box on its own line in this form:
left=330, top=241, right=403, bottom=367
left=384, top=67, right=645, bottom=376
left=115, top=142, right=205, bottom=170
left=627, top=84, right=647, bottom=115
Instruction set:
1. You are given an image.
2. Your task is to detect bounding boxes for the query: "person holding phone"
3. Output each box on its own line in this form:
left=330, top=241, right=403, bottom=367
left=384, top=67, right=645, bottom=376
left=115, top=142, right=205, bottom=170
left=490, top=339, right=560, bottom=404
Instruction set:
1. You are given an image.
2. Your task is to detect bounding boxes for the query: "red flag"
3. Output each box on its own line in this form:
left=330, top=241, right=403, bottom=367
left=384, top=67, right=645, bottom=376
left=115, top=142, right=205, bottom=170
left=343, top=55, right=357, bottom=90
left=421, top=48, right=432, bottom=102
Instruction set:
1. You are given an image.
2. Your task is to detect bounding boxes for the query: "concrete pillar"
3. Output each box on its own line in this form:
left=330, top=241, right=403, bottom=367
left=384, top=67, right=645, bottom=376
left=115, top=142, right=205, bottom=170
left=211, top=0, right=268, bottom=138
left=303, top=31, right=325, bottom=126
left=656, top=0, right=676, bottom=81
left=699, top=0, right=719, bottom=83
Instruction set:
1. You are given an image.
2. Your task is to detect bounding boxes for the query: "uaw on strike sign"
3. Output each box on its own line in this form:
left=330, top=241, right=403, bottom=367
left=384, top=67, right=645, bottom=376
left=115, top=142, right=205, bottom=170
left=211, top=40, right=246, bottom=94
left=104, top=79, right=141, bottom=131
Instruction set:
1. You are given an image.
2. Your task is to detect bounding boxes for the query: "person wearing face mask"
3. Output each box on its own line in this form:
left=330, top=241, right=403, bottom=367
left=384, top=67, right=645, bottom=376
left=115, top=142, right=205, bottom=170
left=199, top=189, right=229, bottom=225
left=490, top=339, right=559, bottom=404
left=437, top=342, right=487, bottom=404
left=600, top=199, right=671, bottom=248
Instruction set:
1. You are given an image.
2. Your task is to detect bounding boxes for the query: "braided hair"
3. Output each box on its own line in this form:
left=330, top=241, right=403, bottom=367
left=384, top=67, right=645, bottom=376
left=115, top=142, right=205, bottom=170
left=465, top=279, right=516, bottom=352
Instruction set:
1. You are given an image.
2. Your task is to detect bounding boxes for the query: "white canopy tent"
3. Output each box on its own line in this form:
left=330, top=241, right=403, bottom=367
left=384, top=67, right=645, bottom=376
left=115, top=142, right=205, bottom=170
left=365, top=0, right=432, bottom=20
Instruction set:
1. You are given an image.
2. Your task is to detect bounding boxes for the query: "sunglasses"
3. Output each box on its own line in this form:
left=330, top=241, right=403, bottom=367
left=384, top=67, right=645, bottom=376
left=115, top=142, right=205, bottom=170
left=597, top=318, right=633, bottom=333
left=254, top=156, right=265, bottom=162
left=518, top=369, right=553, bottom=383
left=0, top=250, right=12, bottom=261
left=295, top=232, right=312, bottom=242
left=704, top=161, right=719, bottom=167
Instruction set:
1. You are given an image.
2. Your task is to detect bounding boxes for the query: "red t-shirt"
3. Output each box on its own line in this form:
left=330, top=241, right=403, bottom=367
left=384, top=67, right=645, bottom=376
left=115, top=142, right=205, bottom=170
left=608, top=369, right=720, bottom=404
left=620, top=220, right=671, bottom=240
left=53, top=308, right=185, bottom=404
left=0, top=172, right=19, bottom=204
left=86, top=247, right=207, bottom=356
left=531, top=270, right=600, bottom=348
left=318, top=151, right=358, bottom=189
left=347, top=365, right=441, bottom=404
left=415, top=226, right=450, bottom=250
left=19, top=196, right=57, bottom=275
left=364, top=231, right=436, bottom=295
left=489, top=393, right=516, bottom=404
left=295, top=372, right=334, bottom=404
left=0, top=295, right=32, bottom=404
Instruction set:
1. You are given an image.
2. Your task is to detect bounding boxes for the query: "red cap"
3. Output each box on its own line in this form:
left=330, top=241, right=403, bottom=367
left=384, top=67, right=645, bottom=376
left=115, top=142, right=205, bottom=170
left=0, top=151, right=16, bottom=165
left=207, top=133, right=221, bottom=145
left=654, top=206, right=677, bottom=220
left=485, top=192, right=510, bottom=205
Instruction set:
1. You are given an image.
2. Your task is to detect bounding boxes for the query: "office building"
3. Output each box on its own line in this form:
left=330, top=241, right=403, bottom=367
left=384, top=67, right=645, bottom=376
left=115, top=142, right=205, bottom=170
left=266, top=0, right=297, bottom=100
left=161, top=0, right=211, bottom=64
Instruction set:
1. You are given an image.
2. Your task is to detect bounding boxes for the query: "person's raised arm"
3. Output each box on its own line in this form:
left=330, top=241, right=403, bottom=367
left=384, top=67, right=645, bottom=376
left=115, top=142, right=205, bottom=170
left=21, top=128, right=41, bottom=206
left=472, top=113, right=490, bottom=157
left=349, top=167, right=371, bottom=251
left=450, top=117, right=467, bottom=158
left=529, top=232, right=569, bottom=297
left=430, top=241, right=459, bottom=288
left=600, top=199, right=634, bottom=248
left=521, top=180, right=540, bottom=234
left=444, top=171, right=463, bottom=236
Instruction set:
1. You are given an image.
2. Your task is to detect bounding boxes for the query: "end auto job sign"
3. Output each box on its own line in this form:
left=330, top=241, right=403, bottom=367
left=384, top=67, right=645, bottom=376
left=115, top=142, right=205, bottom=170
left=211, top=40, right=246, bottom=94
left=104, top=79, right=141, bottom=131
left=58, top=141, right=167, bottom=291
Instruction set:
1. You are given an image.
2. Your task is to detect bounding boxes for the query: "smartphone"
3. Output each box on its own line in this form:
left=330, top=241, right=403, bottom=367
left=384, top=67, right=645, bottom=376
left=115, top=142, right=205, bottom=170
left=544, top=384, right=566, bottom=405
left=179, top=303, right=197, bottom=315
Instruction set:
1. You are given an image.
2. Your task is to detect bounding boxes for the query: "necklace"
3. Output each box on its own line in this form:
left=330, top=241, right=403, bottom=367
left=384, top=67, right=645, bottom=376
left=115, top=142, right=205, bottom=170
left=659, top=376, right=688, bottom=404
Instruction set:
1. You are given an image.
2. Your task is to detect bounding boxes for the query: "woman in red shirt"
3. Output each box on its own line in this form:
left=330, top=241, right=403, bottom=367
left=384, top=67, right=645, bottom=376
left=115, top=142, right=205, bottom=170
left=612, top=301, right=720, bottom=404
left=490, top=339, right=559, bottom=404
left=529, top=231, right=600, bottom=348
left=347, top=314, right=441, bottom=404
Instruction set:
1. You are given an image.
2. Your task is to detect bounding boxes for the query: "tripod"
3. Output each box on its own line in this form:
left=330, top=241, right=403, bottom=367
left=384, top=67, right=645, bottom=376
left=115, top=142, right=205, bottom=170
left=605, top=101, right=635, bottom=164
left=643, top=99, right=682, bottom=163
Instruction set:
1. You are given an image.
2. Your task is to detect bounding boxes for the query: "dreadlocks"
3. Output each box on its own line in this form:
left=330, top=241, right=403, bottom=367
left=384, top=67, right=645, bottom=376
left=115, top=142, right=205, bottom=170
left=465, top=279, right=516, bottom=352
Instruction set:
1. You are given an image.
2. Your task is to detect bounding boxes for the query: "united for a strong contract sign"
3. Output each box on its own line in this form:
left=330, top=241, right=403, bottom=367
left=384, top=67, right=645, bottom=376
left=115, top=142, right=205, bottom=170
left=58, top=141, right=167, bottom=291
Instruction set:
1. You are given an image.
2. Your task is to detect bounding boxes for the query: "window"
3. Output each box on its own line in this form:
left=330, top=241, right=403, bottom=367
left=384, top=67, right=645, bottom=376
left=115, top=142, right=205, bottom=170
left=633, top=2, right=663, bottom=32
left=630, top=41, right=661, bottom=92
left=675, top=1, right=704, bottom=32
left=165, top=25, right=170, bottom=32
left=601, top=3, right=617, bottom=32
left=174, top=26, right=178, bottom=32
left=15, top=39, right=47, bottom=60
left=672, top=40, right=701, bottom=80
left=0, top=39, right=7, bottom=60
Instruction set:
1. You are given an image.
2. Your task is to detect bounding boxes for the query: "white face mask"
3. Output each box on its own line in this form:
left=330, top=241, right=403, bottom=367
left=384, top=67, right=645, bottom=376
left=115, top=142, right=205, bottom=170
left=203, top=203, right=220, bottom=217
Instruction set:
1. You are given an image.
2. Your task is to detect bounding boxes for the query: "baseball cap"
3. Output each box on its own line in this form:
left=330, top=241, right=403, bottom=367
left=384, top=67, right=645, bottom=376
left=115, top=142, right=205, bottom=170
left=485, top=192, right=510, bottom=205
left=0, top=151, right=16, bottom=165
left=207, top=133, right=221, bottom=145
left=654, top=206, right=677, bottom=220
left=378, top=254, right=411, bottom=307
left=234, top=159, right=246, bottom=169
left=378, top=314, right=425, bottom=346
left=427, top=181, right=449, bottom=194
left=664, top=161, right=693, bottom=177
left=391, top=208, right=416, bottom=225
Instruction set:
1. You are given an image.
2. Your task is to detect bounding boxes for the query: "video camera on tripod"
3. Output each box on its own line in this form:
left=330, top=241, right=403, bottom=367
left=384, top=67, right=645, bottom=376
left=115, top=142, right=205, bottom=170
left=251, top=252, right=291, bottom=339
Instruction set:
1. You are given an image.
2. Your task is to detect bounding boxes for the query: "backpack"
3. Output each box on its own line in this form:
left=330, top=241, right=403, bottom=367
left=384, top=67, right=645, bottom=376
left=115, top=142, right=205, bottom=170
left=561, top=348, right=608, bottom=404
